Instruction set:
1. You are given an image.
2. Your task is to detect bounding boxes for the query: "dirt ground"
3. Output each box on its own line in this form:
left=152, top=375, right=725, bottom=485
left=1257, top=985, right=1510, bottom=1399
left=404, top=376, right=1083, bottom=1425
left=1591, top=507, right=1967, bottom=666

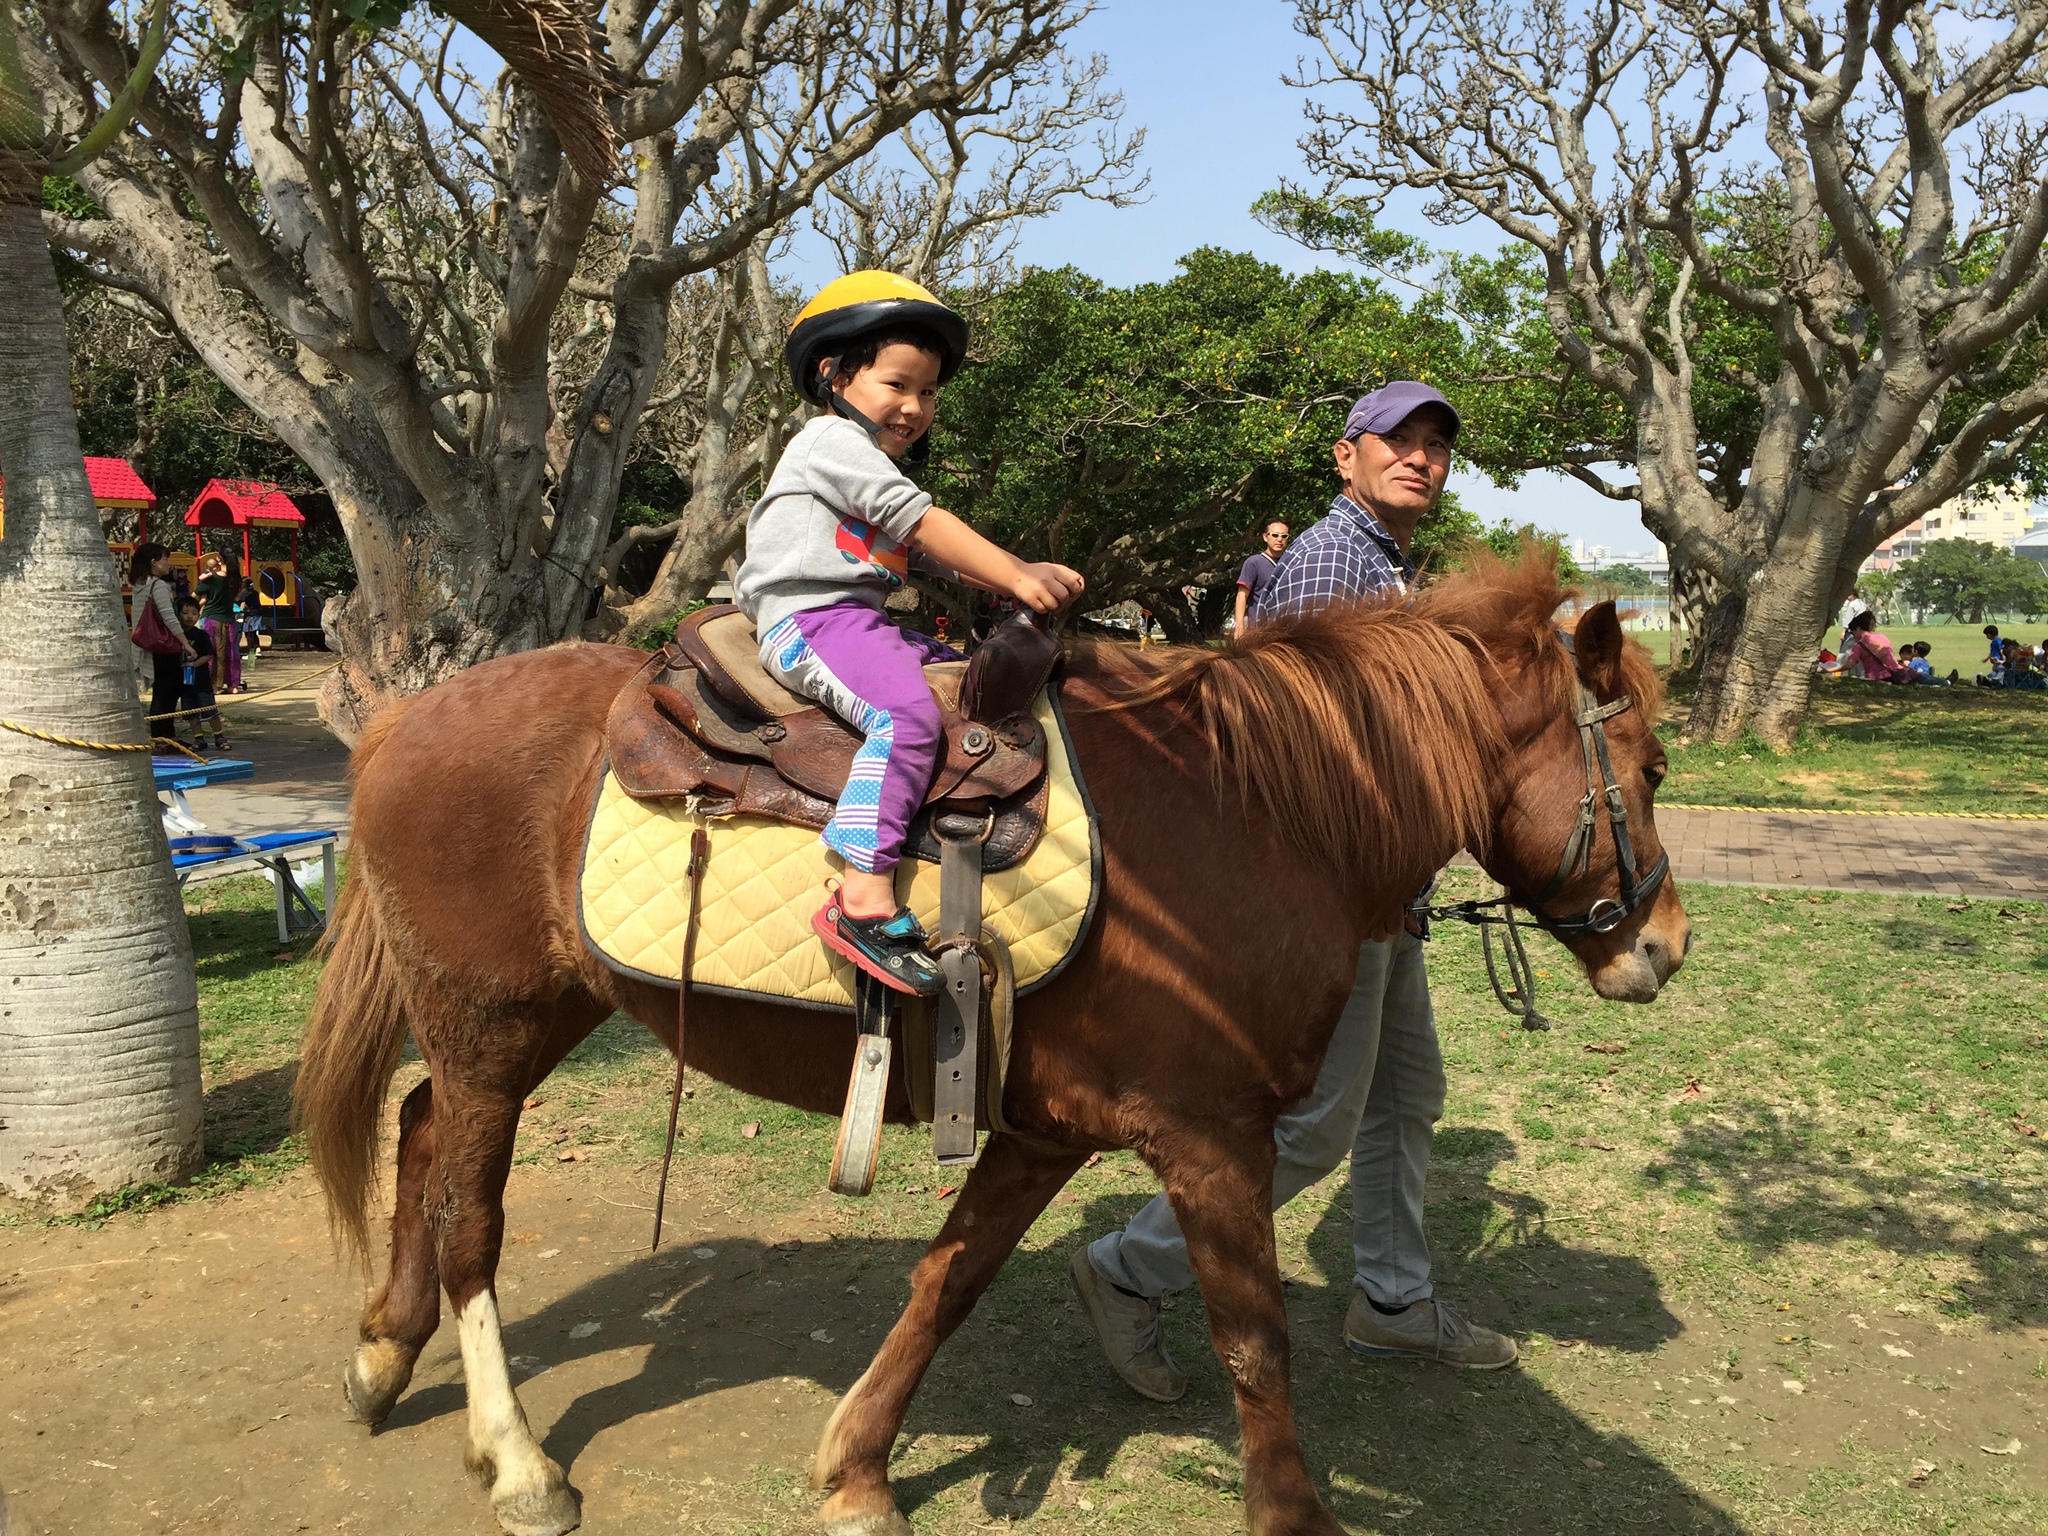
left=4, top=1150, right=2046, bottom=1536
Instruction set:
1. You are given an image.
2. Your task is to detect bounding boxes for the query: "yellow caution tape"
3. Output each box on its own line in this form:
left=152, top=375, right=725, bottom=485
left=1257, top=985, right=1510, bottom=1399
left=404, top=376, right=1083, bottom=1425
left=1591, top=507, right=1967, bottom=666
left=1662, top=802, right=2048, bottom=822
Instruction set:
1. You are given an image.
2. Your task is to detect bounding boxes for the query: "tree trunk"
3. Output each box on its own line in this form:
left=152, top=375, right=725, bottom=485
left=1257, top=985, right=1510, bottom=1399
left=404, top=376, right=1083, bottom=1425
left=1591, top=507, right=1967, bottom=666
left=1681, top=490, right=1844, bottom=750
left=0, top=189, right=203, bottom=1208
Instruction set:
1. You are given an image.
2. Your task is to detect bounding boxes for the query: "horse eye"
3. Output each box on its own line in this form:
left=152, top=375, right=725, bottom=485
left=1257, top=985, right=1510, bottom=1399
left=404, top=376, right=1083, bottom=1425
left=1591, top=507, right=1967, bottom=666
left=1643, top=763, right=1666, bottom=791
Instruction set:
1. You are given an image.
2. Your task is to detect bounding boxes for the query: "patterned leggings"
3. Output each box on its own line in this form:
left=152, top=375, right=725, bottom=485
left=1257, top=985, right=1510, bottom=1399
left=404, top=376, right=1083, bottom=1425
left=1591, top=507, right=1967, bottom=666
left=761, top=603, right=962, bottom=874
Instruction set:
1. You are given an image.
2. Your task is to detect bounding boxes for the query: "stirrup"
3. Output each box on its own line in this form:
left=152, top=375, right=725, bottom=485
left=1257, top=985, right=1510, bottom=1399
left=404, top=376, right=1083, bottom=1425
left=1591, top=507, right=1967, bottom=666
left=813, top=893, right=944, bottom=996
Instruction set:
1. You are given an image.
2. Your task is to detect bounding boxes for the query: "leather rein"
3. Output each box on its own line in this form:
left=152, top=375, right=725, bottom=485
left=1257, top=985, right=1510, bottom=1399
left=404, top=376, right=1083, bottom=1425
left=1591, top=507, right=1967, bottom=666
left=1414, top=628, right=1668, bottom=1029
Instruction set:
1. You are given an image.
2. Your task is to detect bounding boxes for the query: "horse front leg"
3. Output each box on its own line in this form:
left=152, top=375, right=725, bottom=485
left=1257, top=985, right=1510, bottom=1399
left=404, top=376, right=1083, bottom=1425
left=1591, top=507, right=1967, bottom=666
left=1167, top=1140, right=1343, bottom=1536
left=347, top=1078, right=440, bottom=1425
left=813, top=1134, right=1087, bottom=1535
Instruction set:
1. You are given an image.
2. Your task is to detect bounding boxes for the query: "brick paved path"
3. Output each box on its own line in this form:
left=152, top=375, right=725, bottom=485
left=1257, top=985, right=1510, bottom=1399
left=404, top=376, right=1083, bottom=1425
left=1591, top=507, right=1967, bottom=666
left=1653, top=807, right=2048, bottom=902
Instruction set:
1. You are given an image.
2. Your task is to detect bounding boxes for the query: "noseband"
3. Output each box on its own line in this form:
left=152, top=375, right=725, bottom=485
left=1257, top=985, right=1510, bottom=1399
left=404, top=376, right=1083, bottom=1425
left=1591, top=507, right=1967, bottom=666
left=1517, top=630, right=1670, bottom=940
left=1413, top=628, right=1669, bottom=1029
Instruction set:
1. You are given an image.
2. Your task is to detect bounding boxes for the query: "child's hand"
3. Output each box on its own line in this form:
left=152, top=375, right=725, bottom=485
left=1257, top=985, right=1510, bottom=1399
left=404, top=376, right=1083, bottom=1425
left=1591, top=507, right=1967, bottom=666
left=1011, top=562, right=1085, bottom=614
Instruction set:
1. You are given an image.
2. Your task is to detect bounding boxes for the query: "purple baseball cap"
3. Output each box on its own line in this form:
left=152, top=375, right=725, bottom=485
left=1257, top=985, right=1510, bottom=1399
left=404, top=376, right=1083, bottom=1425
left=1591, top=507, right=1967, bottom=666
left=1343, top=381, right=1461, bottom=441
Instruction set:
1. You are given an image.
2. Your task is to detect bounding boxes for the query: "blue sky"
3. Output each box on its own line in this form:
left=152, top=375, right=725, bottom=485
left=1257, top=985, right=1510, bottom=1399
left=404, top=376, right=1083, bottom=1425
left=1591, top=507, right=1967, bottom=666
left=996, top=0, right=1658, bottom=553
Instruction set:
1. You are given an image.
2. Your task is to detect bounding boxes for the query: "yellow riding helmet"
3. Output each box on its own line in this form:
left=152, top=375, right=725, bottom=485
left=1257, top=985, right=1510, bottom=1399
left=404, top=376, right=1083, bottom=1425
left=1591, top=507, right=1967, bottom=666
left=785, top=271, right=969, bottom=407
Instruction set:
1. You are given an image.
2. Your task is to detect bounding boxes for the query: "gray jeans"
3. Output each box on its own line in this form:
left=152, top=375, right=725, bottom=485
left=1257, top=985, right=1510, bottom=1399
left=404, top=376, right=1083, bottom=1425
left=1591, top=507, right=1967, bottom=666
left=1088, top=932, right=1445, bottom=1308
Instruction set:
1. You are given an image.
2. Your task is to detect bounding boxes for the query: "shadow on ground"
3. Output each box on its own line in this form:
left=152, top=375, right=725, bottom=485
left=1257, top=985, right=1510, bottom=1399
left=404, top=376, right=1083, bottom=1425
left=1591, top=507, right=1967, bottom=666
left=1650, top=1106, right=2048, bottom=1326
left=354, top=1126, right=1736, bottom=1535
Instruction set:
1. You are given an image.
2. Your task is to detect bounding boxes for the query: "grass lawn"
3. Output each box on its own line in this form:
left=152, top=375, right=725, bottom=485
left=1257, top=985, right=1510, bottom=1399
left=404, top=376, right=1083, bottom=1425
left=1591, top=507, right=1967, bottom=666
left=51, top=867, right=2043, bottom=1534
left=1484, top=622, right=2048, bottom=817
left=1655, top=675, right=2048, bottom=816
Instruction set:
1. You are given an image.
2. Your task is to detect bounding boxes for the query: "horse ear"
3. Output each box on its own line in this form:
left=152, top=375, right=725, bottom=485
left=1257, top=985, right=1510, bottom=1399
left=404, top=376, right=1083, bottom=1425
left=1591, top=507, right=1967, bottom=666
left=1573, top=601, right=1626, bottom=696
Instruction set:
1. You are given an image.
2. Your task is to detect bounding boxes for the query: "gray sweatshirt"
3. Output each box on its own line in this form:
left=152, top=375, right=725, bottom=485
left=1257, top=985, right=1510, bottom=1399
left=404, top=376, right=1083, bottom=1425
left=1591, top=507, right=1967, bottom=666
left=733, top=416, right=933, bottom=644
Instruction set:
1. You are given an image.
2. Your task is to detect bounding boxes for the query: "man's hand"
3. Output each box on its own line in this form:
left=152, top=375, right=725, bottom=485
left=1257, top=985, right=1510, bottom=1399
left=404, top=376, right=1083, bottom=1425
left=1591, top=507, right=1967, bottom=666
left=1011, top=562, right=1084, bottom=614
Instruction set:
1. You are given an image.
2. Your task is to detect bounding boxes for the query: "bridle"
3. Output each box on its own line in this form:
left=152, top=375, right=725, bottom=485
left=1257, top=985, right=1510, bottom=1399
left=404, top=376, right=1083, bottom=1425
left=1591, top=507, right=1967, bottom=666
left=1413, top=628, right=1669, bottom=1029
left=1515, top=629, right=1670, bottom=941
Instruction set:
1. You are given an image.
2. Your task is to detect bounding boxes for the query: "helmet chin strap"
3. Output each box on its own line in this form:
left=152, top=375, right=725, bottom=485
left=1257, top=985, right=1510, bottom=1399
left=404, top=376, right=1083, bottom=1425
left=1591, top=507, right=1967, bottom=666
left=821, top=357, right=932, bottom=468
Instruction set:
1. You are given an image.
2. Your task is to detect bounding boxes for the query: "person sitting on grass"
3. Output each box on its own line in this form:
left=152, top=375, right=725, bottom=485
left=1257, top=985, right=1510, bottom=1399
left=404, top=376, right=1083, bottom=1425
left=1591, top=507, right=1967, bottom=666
left=176, top=596, right=229, bottom=752
left=1844, top=610, right=1911, bottom=683
left=1901, top=641, right=1954, bottom=686
left=2009, top=640, right=2048, bottom=692
left=1977, top=624, right=2008, bottom=687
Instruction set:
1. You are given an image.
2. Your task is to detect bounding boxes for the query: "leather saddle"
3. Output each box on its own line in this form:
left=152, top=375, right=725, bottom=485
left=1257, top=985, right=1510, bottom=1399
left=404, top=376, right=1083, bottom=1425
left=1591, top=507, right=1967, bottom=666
left=606, top=606, right=1063, bottom=871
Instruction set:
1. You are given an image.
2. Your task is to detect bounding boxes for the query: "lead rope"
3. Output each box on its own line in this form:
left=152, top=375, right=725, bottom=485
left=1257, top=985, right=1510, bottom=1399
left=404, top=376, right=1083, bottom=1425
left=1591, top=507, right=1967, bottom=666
left=651, top=826, right=711, bottom=1253
left=1414, top=892, right=1554, bottom=1031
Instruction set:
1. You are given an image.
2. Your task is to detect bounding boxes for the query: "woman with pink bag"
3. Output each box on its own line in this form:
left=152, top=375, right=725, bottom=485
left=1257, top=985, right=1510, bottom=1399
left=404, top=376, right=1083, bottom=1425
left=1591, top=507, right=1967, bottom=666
left=129, top=542, right=196, bottom=741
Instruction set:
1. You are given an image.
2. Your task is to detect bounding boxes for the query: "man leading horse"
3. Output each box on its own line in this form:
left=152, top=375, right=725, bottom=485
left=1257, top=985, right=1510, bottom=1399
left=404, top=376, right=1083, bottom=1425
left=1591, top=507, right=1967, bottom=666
left=1069, top=380, right=1520, bottom=1392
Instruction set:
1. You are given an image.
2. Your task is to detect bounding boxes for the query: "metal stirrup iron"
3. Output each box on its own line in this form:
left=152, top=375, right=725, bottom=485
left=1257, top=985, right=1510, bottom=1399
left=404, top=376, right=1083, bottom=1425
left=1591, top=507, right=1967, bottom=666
left=651, top=826, right=710, bottom=1252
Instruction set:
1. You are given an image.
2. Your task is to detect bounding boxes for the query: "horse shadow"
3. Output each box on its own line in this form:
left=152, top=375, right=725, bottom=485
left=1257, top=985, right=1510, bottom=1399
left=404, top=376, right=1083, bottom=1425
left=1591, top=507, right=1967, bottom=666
left=365, top=1127, right=1739, bottom=1534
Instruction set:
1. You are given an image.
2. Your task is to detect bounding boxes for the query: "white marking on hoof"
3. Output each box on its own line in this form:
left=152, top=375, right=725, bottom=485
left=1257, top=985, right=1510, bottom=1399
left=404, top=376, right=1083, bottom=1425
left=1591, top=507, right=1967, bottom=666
left=493, top=1481, right=581, bottom=1536
left=810, top=1363, right=875, bottom=1490
left=818, top=1514, right=913, bottom=1536
left=344, top=1337, right=418, bottom=1426
left=455, top=1292, right=575, bottom=1528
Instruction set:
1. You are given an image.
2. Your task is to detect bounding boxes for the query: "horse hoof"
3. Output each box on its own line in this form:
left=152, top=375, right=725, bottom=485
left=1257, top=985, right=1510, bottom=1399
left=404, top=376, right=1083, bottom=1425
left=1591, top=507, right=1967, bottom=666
left=343, top=1342, right=415, bottom=1427
left=818, top=1514, right=913, bottom=1536
left=493, top=1482, right=581, bottom=1536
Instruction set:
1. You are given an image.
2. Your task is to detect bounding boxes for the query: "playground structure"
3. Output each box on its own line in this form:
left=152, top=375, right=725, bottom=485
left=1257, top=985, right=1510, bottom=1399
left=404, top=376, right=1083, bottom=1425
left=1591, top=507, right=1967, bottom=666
left=181, top=478, right=313, bottom=633
left=0, top=454, right=158, bottom=550
left=94, top=464, right=321, bottom=643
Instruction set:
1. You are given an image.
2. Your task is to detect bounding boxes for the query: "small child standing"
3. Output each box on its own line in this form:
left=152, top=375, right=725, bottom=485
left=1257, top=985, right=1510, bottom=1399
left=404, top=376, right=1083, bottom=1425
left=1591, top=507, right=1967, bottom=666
left=735, top=272, right=1083, bottom=994
left=176, top=596, right=229, bottom=751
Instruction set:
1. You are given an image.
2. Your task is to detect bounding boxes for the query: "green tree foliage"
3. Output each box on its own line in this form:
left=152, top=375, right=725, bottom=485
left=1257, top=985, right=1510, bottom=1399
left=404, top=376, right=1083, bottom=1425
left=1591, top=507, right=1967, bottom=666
left=1900, top=540, right=2048, bottom=625
left=1857, top=569, right=1905, bottom=624
left=1587, top=562, right=1658, bottom=594
left=1474, top=521, right=1583, bottom=582
left=929, top=249, right=1560, bottom=635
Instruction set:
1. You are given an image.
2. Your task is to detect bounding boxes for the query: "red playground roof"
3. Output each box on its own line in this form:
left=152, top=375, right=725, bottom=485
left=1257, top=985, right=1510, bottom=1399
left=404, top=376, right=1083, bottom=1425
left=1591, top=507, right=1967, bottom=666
left=0, top=457, right=155, bottom=507
left=185, top=478, right=307, bottom=529
left=85, top=457, right=157, bottom=507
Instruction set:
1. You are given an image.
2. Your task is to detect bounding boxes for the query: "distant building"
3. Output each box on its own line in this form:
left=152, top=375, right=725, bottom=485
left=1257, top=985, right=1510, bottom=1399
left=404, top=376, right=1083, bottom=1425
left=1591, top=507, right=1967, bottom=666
left=1569, top=537, right=1670, bottom=582
left=1867, top=487, right=2040, bottom=571
left=2016, top=519, right=2048, bottom=569
left=1918, top=486, right=2036, bottom=550
left=1868, top=519, right=1921, bottom=571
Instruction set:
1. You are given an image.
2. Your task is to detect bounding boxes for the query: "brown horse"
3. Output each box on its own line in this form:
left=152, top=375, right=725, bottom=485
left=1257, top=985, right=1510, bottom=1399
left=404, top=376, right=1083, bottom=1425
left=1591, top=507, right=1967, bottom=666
left=295, top=551, right=1688, bottom=1536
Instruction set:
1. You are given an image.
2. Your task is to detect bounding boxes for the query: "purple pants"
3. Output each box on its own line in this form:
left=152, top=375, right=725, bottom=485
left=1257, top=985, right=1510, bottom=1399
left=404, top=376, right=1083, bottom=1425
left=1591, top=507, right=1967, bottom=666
left=762, top=604, right=963, bottom=874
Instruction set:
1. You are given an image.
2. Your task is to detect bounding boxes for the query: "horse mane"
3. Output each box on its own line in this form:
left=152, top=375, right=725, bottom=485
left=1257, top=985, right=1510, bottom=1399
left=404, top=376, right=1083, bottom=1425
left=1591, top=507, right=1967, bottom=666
left=1070, top=544, right=1655, bottom=898
left=1417, top=545, right=1664, bottom=722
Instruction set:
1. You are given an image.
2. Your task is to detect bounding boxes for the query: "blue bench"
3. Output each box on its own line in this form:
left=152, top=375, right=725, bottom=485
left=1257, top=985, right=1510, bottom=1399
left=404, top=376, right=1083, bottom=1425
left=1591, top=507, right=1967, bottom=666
left=171, top=830, right=339, bottom=943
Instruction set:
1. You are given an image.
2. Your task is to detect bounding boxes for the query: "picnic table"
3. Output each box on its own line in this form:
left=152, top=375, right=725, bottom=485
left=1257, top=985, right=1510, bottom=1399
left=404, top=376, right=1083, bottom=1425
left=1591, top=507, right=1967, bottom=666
left=153, top=755, right=337, bottom=942
left=152, top=754, right=253, bottom=834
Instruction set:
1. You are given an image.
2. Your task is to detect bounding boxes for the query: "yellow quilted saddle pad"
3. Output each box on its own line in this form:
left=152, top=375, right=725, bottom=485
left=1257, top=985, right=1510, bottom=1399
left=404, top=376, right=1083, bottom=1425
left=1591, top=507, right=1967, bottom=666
left=578, top=690, right=1098, bottom=1008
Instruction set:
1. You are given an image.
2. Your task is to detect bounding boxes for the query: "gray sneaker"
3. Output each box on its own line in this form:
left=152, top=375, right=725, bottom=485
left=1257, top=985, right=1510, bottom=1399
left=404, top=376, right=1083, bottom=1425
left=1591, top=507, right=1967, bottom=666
left=1343, top=1291, right=1518, bottom=1370
left=1067, top=1247, right=1187, bottom=1402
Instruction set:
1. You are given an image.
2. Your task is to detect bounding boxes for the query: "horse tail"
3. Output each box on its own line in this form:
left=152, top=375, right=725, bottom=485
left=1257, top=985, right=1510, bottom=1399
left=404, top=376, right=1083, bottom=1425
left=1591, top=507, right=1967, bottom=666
left=294, top=701, right=418, bottom=1266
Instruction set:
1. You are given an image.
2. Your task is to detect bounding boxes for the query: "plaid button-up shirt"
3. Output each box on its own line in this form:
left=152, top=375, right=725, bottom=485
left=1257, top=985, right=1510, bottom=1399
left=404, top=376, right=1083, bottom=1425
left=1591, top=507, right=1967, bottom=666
left=1251, top=494, right=1416, bottom=622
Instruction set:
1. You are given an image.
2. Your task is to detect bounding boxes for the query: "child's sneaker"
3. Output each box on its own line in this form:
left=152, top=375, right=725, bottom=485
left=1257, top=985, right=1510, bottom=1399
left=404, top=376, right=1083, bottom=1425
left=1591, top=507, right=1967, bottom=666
left=813, top=892, right=944, bottom=996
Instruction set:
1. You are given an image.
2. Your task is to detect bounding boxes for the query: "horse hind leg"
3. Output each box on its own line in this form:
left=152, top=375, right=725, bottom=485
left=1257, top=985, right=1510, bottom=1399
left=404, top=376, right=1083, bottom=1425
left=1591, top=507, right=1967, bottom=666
left=814, top=1134, right=1087, bottom=1535
left=346, top=1078, right=441, bottom=1426
left=427, top=1050, right=578, bottom=1536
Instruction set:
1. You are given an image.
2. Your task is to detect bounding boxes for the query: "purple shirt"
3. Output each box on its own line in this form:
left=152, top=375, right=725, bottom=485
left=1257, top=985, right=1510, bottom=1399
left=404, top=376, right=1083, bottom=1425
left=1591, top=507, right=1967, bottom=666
left=1236, top=551, right=1283, bottom=617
